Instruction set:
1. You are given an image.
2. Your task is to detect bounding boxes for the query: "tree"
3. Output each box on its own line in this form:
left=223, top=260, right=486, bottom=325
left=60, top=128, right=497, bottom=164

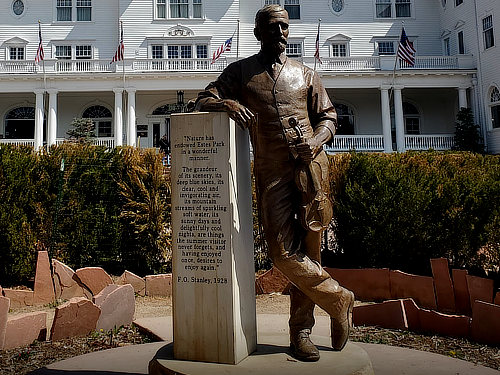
left=453, top=107, right=483, bottom=153
left=67, top=118, right=96, bottom=144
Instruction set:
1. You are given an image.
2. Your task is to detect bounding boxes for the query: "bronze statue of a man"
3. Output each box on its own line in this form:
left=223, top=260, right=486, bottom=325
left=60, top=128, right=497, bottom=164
left=196, top=5, right=354, bottom=362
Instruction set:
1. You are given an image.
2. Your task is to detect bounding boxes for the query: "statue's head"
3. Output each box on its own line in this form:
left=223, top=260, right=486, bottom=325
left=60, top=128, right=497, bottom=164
left=254, top=5, right=289, bottom=56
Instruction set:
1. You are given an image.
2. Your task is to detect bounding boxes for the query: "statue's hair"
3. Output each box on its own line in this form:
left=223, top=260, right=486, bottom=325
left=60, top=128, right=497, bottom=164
left=255, top=4, right=288, bottom=29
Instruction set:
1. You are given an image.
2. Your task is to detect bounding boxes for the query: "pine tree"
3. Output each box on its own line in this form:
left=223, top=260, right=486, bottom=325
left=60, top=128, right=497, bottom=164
left=453, top=108, right=483, bottom=153
left=67, top=118, right=96, bottom=144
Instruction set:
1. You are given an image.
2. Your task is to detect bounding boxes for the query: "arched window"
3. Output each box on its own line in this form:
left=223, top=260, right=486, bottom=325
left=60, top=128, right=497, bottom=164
left=4, top=106, right=35, bottom=139
left=491, top=87, right=500, bottom=129
left=82, top=105, right=112, bottom=137
left=334, top=103, right=355, bottom=135
left=403, top=102, right=420, bottom=134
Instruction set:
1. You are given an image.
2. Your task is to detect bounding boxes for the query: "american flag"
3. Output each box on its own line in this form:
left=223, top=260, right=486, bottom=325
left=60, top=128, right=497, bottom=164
left=211, top=37, right=232, bottom=64
left=111, top=22, right=124, bottom=64
left=35, top=22, right=44, bottom=63
left=397, top=27, right=416, bottom=67
left=314, top=22, right=322, bottom=64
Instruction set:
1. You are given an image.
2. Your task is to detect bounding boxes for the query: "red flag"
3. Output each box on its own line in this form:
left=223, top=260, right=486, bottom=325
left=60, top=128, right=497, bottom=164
left=35, top=22, right=44, bottom=63
left=211, top=37, right=232, bottom=64
left=314, top=22, right=322, bottom=64
left=397, top=27, right=416, bottom=66
left=111, top=22, right=124, bottom=64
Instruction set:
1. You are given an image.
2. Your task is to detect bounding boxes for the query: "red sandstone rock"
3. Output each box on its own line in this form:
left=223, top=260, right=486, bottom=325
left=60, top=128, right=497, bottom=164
left=96, top=284, right=135, bottom=331
left=452, top=269, right=471, bottom=315
left=325, top=268, right=391, bottom=301
left=255, top=267, right=289, bottom=295
left=3, top=289, right=33, bottom=308
left=4, top=312, right=47, bottom=350
left=52, top=259, right=88, bottom=300
left=117, top=270, right=146, bottom=296
left=74, top=267, right=113, bottom=295
left=93, top=284, right=120, bottom=307
left=466, top=275, right=494, bottom=306
left=353, top=300, right=407, bottom=330
left=50, top=297, right=101, bottom=341
left=401, top=298, right=421, bottom=331
left=495, top=292, right=500, bottom=306
left=145, top=274, right=173, bottom=297
left=0, top=296, right=10, bottom=350
left=390, top=270, right=437, bottom=309
left=471, top=301, right=500, bottom=345
left=430, top=258, right=456, bottom=313
left=417, top=308, right=471, bottom=338
left=33, top=251, right=56, bottom=305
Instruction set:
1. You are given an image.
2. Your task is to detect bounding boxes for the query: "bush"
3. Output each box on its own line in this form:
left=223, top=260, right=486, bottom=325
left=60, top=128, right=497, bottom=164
left=328, top=152, right=500, bottom=275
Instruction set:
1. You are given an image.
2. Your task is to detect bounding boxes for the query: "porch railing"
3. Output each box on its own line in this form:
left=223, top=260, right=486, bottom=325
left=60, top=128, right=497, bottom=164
left=56, top=137, right=115, bottom=148
left=405, top=134, right=455, bottom=150
left=324, top=135, right=385, bottom=152
left=0, top=139, right=35, bottom=146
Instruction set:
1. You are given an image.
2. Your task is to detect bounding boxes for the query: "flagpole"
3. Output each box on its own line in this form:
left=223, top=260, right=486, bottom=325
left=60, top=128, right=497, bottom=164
left=236, top=20, right=240, bottom=59
left=121, top=21, right=125, bottom=89
left=314, top=19, right=321, bottom=72
left=38, top=20, right=47, bottom=92
left=390, top=21, right=404, bottom=102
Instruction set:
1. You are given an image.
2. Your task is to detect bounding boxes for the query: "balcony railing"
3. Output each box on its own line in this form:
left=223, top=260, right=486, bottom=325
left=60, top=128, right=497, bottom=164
left=324, top=135, right=385, bottom=152
left=405, top=134, right=455, bottom=150
left=0, top=55, right=475, bottom=75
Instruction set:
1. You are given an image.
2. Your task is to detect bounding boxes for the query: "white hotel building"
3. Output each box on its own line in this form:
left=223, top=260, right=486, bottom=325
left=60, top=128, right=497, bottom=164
left=0, top=0, right=499, bottom=153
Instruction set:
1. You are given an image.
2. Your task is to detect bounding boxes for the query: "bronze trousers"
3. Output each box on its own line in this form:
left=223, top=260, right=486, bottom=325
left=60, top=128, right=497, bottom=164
left=255, top=155, right=343, bottom=335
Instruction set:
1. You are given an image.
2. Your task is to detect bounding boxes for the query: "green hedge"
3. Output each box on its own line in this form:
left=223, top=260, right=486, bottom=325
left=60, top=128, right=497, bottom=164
left=327, top=152, right=500, bottom=275
left=0, top=144, right=171, bottom=286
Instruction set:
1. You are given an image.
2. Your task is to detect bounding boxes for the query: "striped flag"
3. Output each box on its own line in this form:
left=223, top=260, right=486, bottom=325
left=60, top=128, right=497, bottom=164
left=111, top=22, right=124, bottom=64
left=35, top=21, right=44, bottom=63
left=397, top=27, right=416, bottom=67
left=314, top=21, right=322, bottom=64
left=211, top=37, right=232, bottom=64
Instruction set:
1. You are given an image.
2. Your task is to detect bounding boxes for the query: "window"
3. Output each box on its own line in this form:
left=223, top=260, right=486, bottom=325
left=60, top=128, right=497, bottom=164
left=334, top=103, right=355, bottom=135
left=4, top=107, right=35, bottom=139
left=157, top=0, right=166, bottom=18
left=76, top=0, right=91, bottom=21
left=286, top=42, right=302, bottom=57
left=193, top=0, right=202, bottom=18
left=75, top=45, right=91, bottom=59
left=483, top=15, right=495, bottom=49
left=375, top=0, right=411, bottom=18
left=196, top=45, right=207, bottom=58
left=82, top=105, right=112, bottom=137
left=377, top=41, right=395, bottom=55
left=152, top=45, right=164, bottom=59
left=9, top=47, right=25, bottom=60
left=443, top=37, right=450, bottom=56
left=403, top=102, right=420, bottom=134
left=284, top=0, right=300, bottom=19
left=170, top=0, right=188, bottom=18
left=55, top=45, right=71, bottom=59
left=57, top=0, right=72, bottom=21
left=56, top=0, right=91, bottom=21
left=458, top=31, right=465, bottom=54
left=12, top=0, right=25, bottom=16
left=156, top=0, right=201, bottom=19
left=332, top=43, right=347, bottom=56
left=455, top=0, right=463, bottom=6
left=265, top=0, right=281, bottom=4
left=491, top=87, right=500, bottom=129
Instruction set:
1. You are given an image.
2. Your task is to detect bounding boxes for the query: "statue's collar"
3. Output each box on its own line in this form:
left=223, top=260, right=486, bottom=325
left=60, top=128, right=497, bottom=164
left=257, top=51, right=287, bottom=66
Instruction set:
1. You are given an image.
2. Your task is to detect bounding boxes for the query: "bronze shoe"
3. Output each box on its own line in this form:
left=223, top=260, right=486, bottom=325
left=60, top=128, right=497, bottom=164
left=290, top=331, right=320, bottom=362
left=331, top=289, right=354, bottom=351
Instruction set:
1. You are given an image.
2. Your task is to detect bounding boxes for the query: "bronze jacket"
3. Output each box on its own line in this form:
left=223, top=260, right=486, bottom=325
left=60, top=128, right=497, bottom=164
left=197, top=52, right=337, bottom=162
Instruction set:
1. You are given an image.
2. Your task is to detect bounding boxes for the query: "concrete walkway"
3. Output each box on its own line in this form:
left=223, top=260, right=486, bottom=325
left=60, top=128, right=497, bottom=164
left=30, top=314, right=499, bottom=375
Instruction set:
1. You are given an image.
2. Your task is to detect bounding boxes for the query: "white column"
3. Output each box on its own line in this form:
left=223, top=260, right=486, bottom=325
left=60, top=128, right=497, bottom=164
left=113, top=88, right=124, bottom=147
left=394, top=86, right=405, bottom=152
left=380, top=86, right=393, bottom=153
left=127, top=88, right=136, bottom=147
left=34, top=89, right=45, bottom=150
left=47, top=89, right=58, bottom=147
left=458, top=87, right=468, bottom=110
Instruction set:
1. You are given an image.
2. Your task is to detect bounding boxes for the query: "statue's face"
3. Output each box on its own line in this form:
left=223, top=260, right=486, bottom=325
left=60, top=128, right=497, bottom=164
left=258, top=11, right=289, bottom=55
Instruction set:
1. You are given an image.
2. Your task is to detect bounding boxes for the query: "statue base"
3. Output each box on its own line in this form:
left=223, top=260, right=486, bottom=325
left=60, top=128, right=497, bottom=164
left=149, top=335, right=374, bottom=375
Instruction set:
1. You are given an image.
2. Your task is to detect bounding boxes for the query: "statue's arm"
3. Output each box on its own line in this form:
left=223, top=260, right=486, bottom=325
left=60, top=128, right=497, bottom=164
left=195, top=64, right=256, bottom=129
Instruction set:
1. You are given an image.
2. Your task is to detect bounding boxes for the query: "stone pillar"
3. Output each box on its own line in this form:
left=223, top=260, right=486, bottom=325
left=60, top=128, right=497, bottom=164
left=127, top=88, right=136, bottom=147
left=458, top=87, right=468, bottom=109
left=47, top=89, right=58, bottom=147
left=169, top=112, right=256, bottom=365
left=113, top=88, right=124, bottom=147
left=393, top=86, right=405, bottom=152
left=34, top=89, right=45, bottom=150
left=380, top=86, right=393, bottom=152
